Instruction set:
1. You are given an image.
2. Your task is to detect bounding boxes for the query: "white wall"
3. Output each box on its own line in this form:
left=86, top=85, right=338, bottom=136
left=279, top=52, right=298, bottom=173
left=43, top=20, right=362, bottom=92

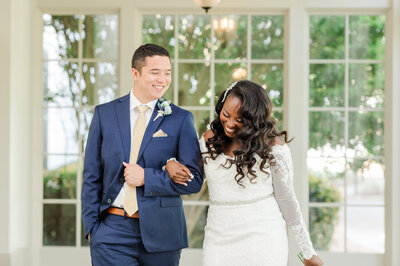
left=0, top=0, right=32, bottom=265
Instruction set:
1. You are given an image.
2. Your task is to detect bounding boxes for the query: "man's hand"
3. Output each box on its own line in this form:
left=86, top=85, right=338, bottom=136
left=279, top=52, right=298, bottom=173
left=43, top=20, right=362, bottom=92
left=165, top=160, right=193, bottom=186
left=122, top=162, right=145, bottom=186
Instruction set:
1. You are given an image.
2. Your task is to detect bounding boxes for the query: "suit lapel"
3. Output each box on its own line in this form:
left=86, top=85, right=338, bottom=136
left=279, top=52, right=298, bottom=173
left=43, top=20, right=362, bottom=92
left=137, top=100, right=165, bottom=160
left=115, top=94, right=131, bottom=162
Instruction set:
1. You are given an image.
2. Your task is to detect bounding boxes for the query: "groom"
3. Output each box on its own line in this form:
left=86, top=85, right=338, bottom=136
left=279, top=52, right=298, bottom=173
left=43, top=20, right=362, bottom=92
left=81, top=43, right=203, bottom=265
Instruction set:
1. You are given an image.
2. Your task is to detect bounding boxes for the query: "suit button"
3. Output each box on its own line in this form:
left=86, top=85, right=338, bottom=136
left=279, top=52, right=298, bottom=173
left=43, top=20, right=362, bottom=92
left=119, top=178, right=124, bottom=184
left=107, top=198, right=112, bottom=204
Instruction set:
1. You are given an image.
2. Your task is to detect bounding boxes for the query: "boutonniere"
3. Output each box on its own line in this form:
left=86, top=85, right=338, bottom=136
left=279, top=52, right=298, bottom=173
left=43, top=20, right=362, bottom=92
left=153, top=98, right=172, bottom=121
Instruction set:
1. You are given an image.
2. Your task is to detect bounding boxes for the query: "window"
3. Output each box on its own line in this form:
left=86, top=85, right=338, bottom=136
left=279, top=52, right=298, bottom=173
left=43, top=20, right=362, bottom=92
left=42, top=14, right=119, bottom=246
left=308, top=14, right=385, bottom=253
left=142, top=13, right=285, bottom=247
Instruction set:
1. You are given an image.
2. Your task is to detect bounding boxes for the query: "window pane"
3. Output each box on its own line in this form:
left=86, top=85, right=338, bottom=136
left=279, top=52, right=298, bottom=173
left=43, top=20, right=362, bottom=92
left=164, top=63, right=174, bottom=102
left=43, top=14, right=80, bottom=59
left=309, top=207, right=344, bottom=252
left=308, top=157, right=344, bottom=203
left=349, top=63, right=384, bottom=109
left=186, top=110, right=210, bottom=137
left=310, top=16, right=345, bottom=59
left=252, top=64, right=283, bottom=107
left=178, top=63, right=210, bottom=106
left=44, top=108, right=79, bottom=154
left=182, top=180, right=209, bottom=201
left=80, top=107, right=94, bottom=152
left=309, top=111, right=345, bottom=152
left=346, top=158, right=384, bottom=205
left=81, top=221, right=90, bottom=246
left=179, top=15, right=211, bottom=59
left=347, top=206, right=384, bottom=253
left=272, top=110, right=283, bottom=130
left=349, top=15, right=385, bottom=60
left=348, top=111, right=384, bottom=157
left=251, top=16, right=284, bottom=59
left=142, top=15, right=175, bottom=57
left=214, top=15, right=247, bottom=59
left=215, top=63, right=247, bottom=99
left=81, top=62, right=118, bottom=105
left=82, top=15, right=118, bottom=60
left=309, top=64, right=345, bottom=107
left=184, top=205, right=208, bottom=248
left=43, top=155, right=78, bottom=199
left=44, top=61, right=80, bottom=107
left=43, top=204, right=76, bottom=246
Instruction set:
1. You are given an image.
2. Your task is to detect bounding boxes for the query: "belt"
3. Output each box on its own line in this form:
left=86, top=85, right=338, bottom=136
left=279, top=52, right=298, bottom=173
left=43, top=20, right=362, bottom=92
left=106, top=207, right=139, bottom=218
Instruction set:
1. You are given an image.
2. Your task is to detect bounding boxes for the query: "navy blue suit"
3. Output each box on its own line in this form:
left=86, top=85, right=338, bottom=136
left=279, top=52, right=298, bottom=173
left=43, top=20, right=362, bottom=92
left=81, top=94, right=203, bottom=265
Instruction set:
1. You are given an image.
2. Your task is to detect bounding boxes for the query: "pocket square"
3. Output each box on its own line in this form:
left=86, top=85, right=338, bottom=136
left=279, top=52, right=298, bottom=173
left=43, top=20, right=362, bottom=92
left=153, top=129, right=168, bottom=137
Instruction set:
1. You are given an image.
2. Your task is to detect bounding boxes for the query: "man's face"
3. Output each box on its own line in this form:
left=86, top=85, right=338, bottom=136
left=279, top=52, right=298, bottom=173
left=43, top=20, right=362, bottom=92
left=132, top=55, right=171, bottom=103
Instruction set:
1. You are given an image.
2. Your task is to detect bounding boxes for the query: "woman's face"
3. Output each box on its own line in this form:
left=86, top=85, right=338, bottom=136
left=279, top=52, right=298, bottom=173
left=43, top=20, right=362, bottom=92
left=219, top=95, right=244, bottom=139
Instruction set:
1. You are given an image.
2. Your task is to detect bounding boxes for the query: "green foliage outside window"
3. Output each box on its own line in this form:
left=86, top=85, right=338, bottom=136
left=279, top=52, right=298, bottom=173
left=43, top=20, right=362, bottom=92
left=309, top=175, right=342, bottom=250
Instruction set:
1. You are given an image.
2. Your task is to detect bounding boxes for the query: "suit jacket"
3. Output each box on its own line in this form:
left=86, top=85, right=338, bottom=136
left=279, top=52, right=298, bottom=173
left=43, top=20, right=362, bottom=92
left=81, top=93, right=203, bottom=252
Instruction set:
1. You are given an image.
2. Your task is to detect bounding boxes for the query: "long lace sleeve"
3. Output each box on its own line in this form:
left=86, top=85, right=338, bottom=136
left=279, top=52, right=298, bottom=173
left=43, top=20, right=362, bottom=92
left=270, top=144, right=317, bottom=259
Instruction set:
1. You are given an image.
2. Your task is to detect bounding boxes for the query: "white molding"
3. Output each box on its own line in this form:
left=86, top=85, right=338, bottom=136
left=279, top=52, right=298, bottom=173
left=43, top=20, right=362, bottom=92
left=318, top=252, right=384, bottom=265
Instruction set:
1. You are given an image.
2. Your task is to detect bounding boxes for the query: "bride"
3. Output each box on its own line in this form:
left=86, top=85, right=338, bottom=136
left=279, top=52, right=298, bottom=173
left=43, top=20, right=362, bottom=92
left=165, top=80, right=323, bottom=266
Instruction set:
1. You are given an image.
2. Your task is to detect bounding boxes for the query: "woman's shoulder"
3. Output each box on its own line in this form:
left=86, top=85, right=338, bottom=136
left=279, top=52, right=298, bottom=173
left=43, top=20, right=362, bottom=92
left=272, top=136, right=285, bottom=146
left=203, top=129, right=214, bottom=142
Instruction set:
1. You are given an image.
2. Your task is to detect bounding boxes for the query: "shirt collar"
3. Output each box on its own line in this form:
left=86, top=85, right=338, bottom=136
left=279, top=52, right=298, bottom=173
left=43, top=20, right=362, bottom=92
left=130, top=90, right=158, bottom=112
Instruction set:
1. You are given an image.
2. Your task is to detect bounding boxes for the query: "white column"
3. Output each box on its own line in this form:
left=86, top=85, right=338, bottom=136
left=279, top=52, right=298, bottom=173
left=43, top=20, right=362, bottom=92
left=285, top=4, right=309, bottom=266
left=0, top=0, right=12, bottom=263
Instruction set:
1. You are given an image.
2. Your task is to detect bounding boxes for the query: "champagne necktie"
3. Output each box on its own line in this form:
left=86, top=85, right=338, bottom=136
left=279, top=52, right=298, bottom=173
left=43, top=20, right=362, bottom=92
left=124, top=105, right=149, bottom=216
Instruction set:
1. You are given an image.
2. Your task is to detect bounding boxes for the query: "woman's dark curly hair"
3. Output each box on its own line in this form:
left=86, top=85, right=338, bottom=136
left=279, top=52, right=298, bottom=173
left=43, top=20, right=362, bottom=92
left=204, top=80, right=291, bottom=187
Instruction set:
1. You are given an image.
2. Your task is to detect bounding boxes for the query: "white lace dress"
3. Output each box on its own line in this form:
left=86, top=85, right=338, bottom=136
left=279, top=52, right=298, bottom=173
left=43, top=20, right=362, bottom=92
left=200, top=137, right=316, bottom=266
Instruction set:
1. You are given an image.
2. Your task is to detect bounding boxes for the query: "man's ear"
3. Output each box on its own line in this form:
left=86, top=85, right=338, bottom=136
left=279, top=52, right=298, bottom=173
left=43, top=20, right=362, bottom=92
left=131, top=68, right=139, bottom=80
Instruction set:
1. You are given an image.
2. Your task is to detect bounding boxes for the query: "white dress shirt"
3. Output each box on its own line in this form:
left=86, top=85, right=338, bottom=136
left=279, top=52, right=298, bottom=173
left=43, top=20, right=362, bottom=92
left=112, top=90, right=158, bottom=208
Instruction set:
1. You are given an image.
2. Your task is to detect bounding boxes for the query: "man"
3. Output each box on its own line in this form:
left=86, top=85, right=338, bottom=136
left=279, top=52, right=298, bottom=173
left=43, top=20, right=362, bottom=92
left=82, top=43, right=203, bottom=266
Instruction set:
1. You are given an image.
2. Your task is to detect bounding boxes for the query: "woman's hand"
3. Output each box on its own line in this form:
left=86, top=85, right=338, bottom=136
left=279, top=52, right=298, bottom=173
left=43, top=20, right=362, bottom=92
left=304, top=255, right=323, bottom=266
left=165, top=160, right=193, bottom=186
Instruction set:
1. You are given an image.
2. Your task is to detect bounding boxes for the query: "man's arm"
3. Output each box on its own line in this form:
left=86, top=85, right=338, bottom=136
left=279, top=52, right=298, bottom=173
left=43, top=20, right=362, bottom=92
left=81, top=106, right=103, bottom=238
left=143, top=112, right=203, bottom=196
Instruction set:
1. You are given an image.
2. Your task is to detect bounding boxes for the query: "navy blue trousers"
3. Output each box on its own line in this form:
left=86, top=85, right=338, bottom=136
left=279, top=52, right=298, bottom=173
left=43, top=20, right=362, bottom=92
left=89, top=213, right=181, bottom=266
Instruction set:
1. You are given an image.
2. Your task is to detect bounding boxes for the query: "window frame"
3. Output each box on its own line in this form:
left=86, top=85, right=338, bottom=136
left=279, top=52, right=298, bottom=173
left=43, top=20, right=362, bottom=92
left=31, top=1, right=400, bottom=265
left=307, top=11, right=386, bottom=255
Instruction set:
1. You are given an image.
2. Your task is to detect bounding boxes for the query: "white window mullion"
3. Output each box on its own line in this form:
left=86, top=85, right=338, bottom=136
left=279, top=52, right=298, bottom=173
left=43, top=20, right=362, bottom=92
left=210, top=14, right=216, bottom=122
left=174, top=14, right=179, bottom=105
left=247, top=14, right=251, bottom=80
left=344, top=14, right=349, bottom=253
left=74, top=15, right=86, bottom=248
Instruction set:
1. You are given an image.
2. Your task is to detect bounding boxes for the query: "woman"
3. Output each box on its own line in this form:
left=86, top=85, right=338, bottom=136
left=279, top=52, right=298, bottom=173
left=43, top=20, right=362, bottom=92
left=166, top=80, right=323, bottom=266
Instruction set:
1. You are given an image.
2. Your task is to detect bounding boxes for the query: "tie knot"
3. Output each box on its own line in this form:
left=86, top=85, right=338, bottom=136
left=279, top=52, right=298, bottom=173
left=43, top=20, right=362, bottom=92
left=137, top=105, right=149, bottom=114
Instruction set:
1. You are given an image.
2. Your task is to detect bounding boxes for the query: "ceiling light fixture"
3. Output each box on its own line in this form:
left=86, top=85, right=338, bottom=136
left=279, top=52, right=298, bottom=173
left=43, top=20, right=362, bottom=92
left=193, top=0, right=221, bottom=13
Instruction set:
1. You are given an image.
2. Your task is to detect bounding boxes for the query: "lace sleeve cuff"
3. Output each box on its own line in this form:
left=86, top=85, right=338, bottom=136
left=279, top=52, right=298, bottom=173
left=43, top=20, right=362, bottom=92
left=289, top=218, right=317, bottom=259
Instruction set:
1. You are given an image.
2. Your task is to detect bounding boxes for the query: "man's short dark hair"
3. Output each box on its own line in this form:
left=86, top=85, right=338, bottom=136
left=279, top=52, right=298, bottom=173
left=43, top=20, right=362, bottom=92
left=131, top=43, right=170, bottom=72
